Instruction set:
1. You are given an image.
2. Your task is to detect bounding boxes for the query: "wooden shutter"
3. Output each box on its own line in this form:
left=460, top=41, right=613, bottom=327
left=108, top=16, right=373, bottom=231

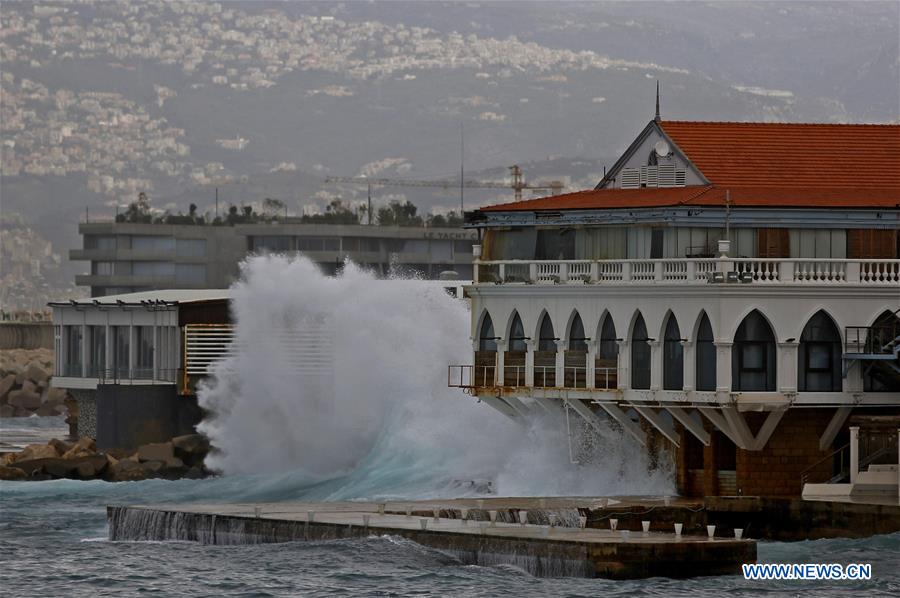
left=758, top=228, right=789, bottom=258
left=848, top=229, right=897, bottom=259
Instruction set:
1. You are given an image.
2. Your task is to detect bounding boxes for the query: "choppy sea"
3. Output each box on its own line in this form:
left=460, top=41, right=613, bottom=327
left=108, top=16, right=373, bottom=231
left=1, top=425, right=898, bottom=597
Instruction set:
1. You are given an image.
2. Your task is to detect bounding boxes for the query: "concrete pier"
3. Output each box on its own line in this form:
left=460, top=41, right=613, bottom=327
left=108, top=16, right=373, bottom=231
left=108, top=498, right=756, bottom=579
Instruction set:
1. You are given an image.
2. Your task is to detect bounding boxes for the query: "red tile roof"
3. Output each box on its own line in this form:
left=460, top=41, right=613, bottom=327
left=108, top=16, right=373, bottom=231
left=480, top=121, right=900, bottom=212
left=660, top=121, right=900, bottom=189
left=480, top=185, right=900, bottom=212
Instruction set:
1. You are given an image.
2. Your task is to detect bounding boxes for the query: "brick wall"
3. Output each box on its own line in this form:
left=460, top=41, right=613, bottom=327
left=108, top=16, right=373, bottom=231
left=735, top=409, right=835, bottom=497
left=675, top=408, right=840, bottom=498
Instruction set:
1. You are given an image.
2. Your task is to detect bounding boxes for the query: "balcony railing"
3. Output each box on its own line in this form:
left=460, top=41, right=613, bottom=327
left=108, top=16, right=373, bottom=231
left=474, top=258, right=900, bottom=285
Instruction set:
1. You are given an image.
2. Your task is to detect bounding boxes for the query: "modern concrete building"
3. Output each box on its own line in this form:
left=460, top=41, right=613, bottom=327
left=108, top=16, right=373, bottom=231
left=71, top=221, right=477, bottom=296
left=452, top=118, right=900, bottom=499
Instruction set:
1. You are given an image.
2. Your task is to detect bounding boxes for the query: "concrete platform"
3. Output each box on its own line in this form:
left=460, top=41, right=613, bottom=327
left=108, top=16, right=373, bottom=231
left=107, top=498, right=756, bottom=579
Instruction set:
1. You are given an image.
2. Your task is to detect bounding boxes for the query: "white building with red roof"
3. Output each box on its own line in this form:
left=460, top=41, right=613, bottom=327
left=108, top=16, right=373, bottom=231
left=453, top=112, right=899, bottom=500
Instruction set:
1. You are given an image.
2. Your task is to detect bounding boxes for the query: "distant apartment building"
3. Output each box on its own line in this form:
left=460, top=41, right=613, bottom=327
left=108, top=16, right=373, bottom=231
left=71, top=222, right=477, bottom=296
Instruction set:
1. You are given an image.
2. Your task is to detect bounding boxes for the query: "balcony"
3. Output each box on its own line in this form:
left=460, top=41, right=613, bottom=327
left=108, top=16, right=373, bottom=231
left=474, top=258, right=900, bottom=285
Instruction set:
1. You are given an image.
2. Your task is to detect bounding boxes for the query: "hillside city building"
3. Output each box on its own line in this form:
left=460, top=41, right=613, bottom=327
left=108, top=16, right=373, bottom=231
left=71, top=221, right=477, bottom=296
left=452, top=118, right=900, bottom=500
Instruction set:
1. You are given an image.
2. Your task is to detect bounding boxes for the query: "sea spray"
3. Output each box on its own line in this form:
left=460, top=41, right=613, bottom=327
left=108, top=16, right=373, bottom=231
left=197, top=255, right=672, bottom=498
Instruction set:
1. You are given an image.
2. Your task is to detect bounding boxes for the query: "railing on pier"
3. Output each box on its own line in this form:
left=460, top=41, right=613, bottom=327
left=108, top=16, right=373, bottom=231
left=95, top=368, right=181, bottom=385
left=448, top=364, right=621, bottom=392
left=474, top=258, right=900, bottom=286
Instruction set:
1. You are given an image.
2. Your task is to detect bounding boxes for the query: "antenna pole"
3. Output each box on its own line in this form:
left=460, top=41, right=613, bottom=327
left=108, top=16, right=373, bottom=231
left=367, top=182, right=372, bottom=225
left=459, top=122, right=464, bottom=215
left=725, top=189, right=731, bottom=238
left=655, top=80, right=661, bottom=122
left=215, top=187, right=219, bottom=218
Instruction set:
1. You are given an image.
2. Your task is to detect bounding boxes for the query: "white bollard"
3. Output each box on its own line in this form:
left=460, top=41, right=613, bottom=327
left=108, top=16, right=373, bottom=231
left=489, top=510, right=498, bottom=526
left=641, top=520, right=650, bottom=533
left=405, top=506, right=412, bottom=518
left=578, top=516, right=587, bottom=529
left=548, top=514, right=558, bottom=528
left=307, top=511, right=315, bottom=523
left=433, top=508, right=441, bottom=521
left=734, top=528, right=744, bottom=540
left=377, top=503, right=385, bottom=515
left=674, top=523, right=683, bottom=537
left=362, top=514, right=371, bottom=528
left=707, top=525, right=716, bottom=539
left=518, top=510, right=528, bottom=526
left=460, top=508, right=469, bottom=521
left=609, top=518, right=618, bottom=531
left=420, top=519, right=429, bottom=530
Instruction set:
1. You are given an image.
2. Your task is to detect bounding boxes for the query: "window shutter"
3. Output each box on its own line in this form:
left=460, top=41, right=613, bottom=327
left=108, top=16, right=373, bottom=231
left=758, top=228, right=789, bottom=258
left=848, top=229, right=897, bottom=259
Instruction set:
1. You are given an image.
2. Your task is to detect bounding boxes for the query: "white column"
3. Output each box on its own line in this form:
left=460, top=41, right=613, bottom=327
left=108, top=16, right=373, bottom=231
left=682, top=340, right=695, bottom=392
left=714, top=341, right=733, bottom=403
left=778, top=341, right=799, bottom=394
left=524, top=339, right=535, bottom=387
left=616, top=340, right=629, bottom=390
left=850, top=426, right=859, bottom=484
left=495, top=340, right=507, bottom=386
left=586, top=340, right=598, bottom=389
left=81, top=317, right=87, bottom=378
left=555, top=339, right=567, bottom=388
left=649, top=340, right=662, bottom=391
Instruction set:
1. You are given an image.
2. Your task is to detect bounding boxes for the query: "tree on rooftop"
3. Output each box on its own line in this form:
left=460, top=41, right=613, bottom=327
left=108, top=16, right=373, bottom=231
left=426, top=211, right=464, bottom=228
left=377, top=199, right=422, bottom=227
left=300, top=199, right=359, bottom=224
left=116, top=191, right=153, bottom=223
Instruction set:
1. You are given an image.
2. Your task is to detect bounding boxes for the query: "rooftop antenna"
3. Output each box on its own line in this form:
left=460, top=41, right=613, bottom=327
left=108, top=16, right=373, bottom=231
left=654, top=80, right=661, bottom=123
left=459, top=122, right=465, bottom=214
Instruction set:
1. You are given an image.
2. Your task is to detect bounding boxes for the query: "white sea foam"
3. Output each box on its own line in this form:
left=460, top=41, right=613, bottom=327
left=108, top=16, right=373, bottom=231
left=197, top=255, right=672, bottom=498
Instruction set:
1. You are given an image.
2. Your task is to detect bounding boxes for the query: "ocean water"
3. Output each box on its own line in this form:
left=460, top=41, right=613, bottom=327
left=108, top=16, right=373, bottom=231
left=2, top=256, right=897, bottom=595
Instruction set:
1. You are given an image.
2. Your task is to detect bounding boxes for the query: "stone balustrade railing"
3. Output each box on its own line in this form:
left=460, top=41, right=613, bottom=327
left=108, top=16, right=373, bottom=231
left=474, top=258, right=900, bottom=285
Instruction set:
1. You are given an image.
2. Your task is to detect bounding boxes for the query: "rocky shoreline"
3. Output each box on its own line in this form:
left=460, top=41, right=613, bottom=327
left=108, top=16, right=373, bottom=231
left=0, top=348, right=72, bottom=420
left=0, top=433, right=213, bottom=482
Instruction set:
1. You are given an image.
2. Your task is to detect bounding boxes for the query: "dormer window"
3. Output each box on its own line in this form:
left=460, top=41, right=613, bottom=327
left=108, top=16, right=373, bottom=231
left=620, top=165, right=686, bottom=189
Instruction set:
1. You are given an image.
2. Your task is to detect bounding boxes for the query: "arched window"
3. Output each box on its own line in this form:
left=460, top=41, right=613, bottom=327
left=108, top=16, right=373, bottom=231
left=505, top=312, right=527, bottom=386
left=863, top=310, right=900, bottom=392
left=535, top=312, right=556, bottom=387
left=565, top=312, right=588, bottom=387
left=596, top=315, right=618, bottom=389
left=663, top=315, right=684, bottom=390
left=695, top=313, right=717, bottom=391
left=631, top=313, right=651, bottom=390
left=508, top=312, right=527, bottom=352
left=732, top=310, right=776, bottom=391
left=478, top=312, right=497, bottom=351
left=568, top=313, right=588, bottom=351
left=538, top=313, right=556, bottom=351
left=475, top=312, right=497, bottom=387
left=798, top=311, right=841, bottom=392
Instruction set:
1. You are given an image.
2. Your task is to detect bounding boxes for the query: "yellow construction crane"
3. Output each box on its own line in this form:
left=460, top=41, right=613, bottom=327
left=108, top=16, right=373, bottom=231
left=325, top=165, right=564, bottom=220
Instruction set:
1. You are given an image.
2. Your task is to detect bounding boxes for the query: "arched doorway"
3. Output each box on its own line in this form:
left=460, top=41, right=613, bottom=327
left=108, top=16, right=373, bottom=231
left=505, top=311, right=527, bottom=386
left=695, top=313, right=717, bottom=391
left=732, top=310, right=776, bottom=391
left=631, top=313, right=651, bottom=390
left=475, top=311, right=497, bottom=386
left=535, top=312, right=556, bottom=387
left=565, top=312, right=588, bottom=388
left=596, top=314, right=618, bottom=389
left=663, top=314, right=684, bottom=390
left=799, top=311, right=842, bottom=392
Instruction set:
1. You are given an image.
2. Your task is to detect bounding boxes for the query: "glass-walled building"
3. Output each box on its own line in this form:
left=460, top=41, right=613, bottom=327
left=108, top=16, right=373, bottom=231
left=72, top=222, right=477, bottom=297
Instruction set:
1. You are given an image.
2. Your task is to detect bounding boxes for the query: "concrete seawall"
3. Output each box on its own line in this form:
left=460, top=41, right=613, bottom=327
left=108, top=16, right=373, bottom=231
left=107, top=500, right=756, bottom=579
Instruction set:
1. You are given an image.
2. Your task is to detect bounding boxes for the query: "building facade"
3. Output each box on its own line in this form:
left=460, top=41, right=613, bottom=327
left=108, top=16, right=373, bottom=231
left=454, top=119, right=900, bottom=498
left=71, top=221, right=477, bottom=296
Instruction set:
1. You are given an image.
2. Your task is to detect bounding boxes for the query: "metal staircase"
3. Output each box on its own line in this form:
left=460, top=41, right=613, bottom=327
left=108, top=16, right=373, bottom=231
left=843, top=309, right=900, bottom=388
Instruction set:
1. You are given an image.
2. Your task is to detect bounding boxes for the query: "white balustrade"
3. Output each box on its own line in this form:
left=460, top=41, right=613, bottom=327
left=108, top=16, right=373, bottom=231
left=473, top=259, right=900, bottom=286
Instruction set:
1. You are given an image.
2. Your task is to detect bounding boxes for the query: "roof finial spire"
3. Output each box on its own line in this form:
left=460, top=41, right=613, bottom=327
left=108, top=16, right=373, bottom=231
left=655, top=80, right=661, bottom=122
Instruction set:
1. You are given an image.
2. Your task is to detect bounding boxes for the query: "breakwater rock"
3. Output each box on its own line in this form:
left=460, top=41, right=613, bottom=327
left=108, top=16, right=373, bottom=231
left=0, top=348, right=70, bottom=419
left=0, top=434, right=212, bottom=481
